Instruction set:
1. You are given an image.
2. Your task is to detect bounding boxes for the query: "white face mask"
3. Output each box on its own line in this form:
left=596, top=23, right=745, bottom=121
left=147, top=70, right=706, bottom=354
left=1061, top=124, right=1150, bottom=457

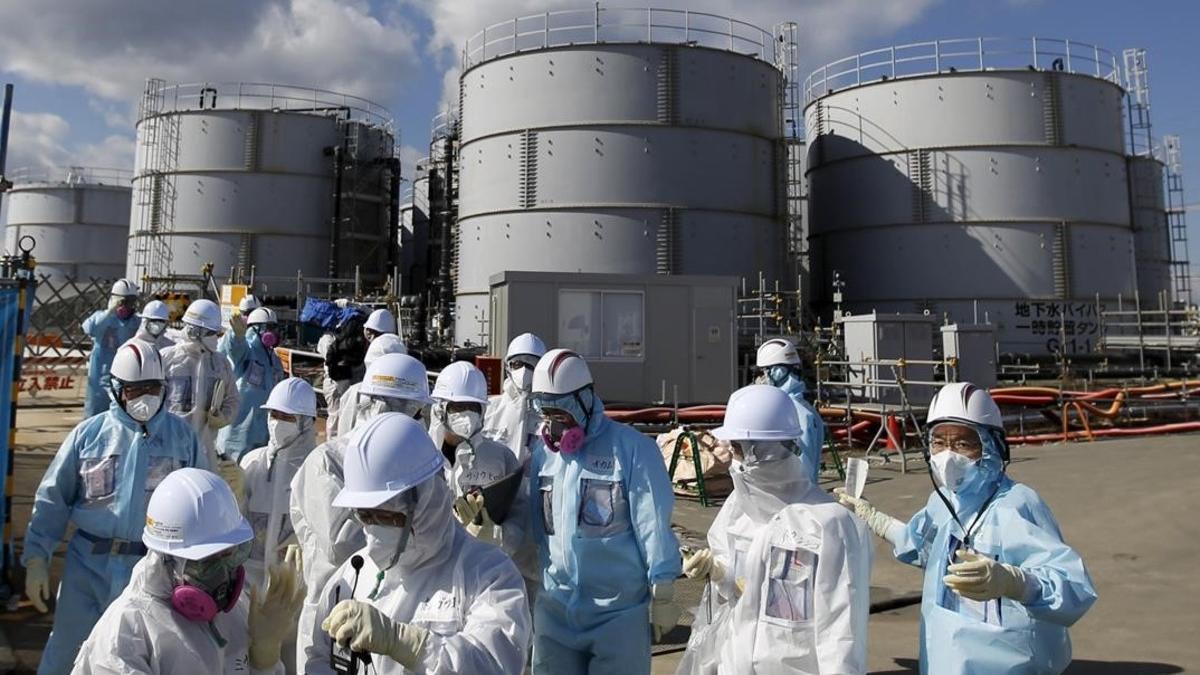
left=363, top=523, right=410, bottom=570
left=145, top=320, right=167, bottom=337
left=126, top=394, right=162, bottom=422
left=510, top=366, right=534, bottom=392
left=447, top=410, right=482, bottom=439
left=930, top=451, right=976, bottom=492
left=268, top=418, right=301, bottom=449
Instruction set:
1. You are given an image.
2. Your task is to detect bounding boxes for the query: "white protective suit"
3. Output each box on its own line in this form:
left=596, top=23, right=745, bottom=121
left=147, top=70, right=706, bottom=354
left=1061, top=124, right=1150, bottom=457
left=161, top=340, right=240, bottom=467
left=240, top=421, right=319, bottom=589
left=439, top=429, right=527, bottom=550
left=334, top=382, right=369, bottom=440
left=482, top=376, right=540, bottom=466
left=721, top=489, right=873, bottom=673
left=71, top=551, right=283, bottom=675
left=290, top=437, right=363, bottom=667
left=303, top=472, right=532, bottom=674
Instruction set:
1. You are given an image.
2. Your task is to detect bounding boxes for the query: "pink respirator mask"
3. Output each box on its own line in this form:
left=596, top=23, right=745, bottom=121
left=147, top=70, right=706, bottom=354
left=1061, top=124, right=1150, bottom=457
left=540, top=420, right=585, bottom=454
left=259, top=330, right=280, bottom=348
left=171, top=565, right=245, bottom=622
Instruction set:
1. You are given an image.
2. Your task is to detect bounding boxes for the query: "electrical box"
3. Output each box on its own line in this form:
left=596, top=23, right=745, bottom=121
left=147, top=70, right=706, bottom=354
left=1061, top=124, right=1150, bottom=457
left=941, top=323, right=998, bottom=389
left=839, top=312, right=936, bottom=406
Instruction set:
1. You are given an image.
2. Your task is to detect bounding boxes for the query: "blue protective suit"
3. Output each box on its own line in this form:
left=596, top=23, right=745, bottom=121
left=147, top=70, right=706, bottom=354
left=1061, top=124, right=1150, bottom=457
left=22, top=398, right=206, bottom=675
left=779, top=375, right=825, bottom=484
left=217, top=329, right=284, bottom=460
left=529, top=392, right=682, bottom=675
left=81, top=309, right=139, bottom=418
left=891, top=435, right=1097, bottom=674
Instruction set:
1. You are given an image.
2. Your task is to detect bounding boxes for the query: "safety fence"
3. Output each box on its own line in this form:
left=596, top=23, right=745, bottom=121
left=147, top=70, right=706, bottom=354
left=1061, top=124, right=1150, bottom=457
left=20, top=275, right=114, bottom=401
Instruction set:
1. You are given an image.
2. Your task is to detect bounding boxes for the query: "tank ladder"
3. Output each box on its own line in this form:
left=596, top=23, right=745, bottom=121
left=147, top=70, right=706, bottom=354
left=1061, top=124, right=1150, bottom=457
left=131, top=78, right=180, bottom=289
left=1164, top=135, right=1193, bottom=305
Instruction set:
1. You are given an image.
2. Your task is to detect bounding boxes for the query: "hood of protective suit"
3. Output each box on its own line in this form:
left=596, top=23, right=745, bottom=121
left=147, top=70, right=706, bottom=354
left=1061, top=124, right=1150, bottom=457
left=393, top=473, right=456, bottom=572
left=536, top=388, right=608, bottom=448
left=729, top=450, right=812, bottom=524
left=779, top=373, right=808, bottom=398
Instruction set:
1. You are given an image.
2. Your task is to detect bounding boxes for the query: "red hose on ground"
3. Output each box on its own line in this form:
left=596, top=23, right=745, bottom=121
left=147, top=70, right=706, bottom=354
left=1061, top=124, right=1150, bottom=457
left=1008, top=421, right=1200, bottom=444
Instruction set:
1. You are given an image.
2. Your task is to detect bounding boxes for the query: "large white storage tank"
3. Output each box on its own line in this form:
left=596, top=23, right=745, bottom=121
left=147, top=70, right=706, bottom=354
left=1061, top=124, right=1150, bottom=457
left=4, top=167, right=132, bottom=285
left=454, top=8, right=786, bottom=341
left=126, top=80, right=397, bottom=287
left=805, top=38, right=1134, bottom=355
left=1128, top=155, right=1172, bottom=302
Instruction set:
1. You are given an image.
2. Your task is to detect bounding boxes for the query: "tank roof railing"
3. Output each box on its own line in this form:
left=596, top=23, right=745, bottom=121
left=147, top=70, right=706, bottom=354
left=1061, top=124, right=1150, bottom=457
left=7, top=166, right=134, bottom=187
left=462, top=6, right=776, bottom=70
left=141, top=81, right=393, bottom=129
left=804, top=37, right=1122, bottom=104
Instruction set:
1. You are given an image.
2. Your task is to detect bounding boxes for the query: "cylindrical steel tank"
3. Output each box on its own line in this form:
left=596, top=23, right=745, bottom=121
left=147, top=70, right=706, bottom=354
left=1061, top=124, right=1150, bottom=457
left=126, top=81, right=395, bottom=287
left=805, top=37, right=1133, bottom=355
left=454, top=8, right=785, bottom=341
left=1129, top=156, right=1172, bottom=302
left=4, top=167, right=132, bottom=285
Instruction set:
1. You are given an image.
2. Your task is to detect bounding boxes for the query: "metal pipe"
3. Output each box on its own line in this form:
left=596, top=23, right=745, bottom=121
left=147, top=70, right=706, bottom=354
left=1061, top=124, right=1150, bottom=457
left=0, top=84, right=13, bottom=183
left=328, top=145, right=345, bottom=279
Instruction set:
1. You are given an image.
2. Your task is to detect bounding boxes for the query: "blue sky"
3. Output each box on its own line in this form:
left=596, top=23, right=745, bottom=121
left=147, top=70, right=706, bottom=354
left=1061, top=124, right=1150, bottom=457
left=2, top=0, right=1198, bottom=279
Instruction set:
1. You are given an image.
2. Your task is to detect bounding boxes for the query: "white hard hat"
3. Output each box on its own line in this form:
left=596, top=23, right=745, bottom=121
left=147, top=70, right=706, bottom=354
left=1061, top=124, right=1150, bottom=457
left=182, top=299, right=223, bottom=332
left=365, top=333, right=407, bottom=366
left=261, top=377, right=318, bottom=418
left=332, top=413, right=444, bottom=509
left=359, top=353, right=433, bottom=404
left=246, top=307, right=277, bottom=326
left=365, top=308, right=397, bottom=334
left=927, top=382, right=1003, bottom=431
left=238, top=295, right=262, bottom=313
left=532, top=349, right=593, bottom=396
left=712, top=384, right=803, bottom=442
left=505, top=333, right=547, bottom=361
left=111, top=278, right=138, bottom=297
left=431, top=361, right=489, bottom=405
left=138, top=300, right=170, bottom=322
left=142, top=468, right=254, bottom=560
left=756, top=338, right=801, bottom=368
left=110, top=340, right=164, bottom=383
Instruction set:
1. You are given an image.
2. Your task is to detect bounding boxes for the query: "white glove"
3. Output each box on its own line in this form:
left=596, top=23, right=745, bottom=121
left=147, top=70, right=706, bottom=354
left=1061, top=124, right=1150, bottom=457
left=334, top=298, right=351, bottom=309
left=207, top=411, right=231, bottom=429
left=322, top=599, right=431, bottom=669
left=833, top=487, right=905, bottom=545
left=25, top=558, right=50, bottom=613
left=230, top=312, right=247, bottom=338
left=452, top=492, right=485, bottom=527
left=216, top=459, right=246, bottom=509
left=650, top=582, right=681, bottom=642
left=248, top=546, right=306, bottom=669
left=682, top=548, right=725, bottom=582
left=944, top=550, right=1033, bottom=603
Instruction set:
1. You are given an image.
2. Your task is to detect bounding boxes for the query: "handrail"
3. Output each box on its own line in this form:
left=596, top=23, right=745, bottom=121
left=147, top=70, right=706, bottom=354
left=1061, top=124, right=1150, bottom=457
left=141, top=81, right=393, bottom=128
left=7, top=166, right=134, bottom=187
left=462, top=6, right=776, bottom=70
left=804, top=36, right=1122, bottom=104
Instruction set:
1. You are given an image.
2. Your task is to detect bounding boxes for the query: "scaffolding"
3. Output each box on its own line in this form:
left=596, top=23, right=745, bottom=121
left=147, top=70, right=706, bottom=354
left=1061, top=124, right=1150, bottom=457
left=1123, top=48, right=1154, bottom=158
left=129, top=78, right=180, bottom=289
left=1164, top=135, right=1194, bottom=305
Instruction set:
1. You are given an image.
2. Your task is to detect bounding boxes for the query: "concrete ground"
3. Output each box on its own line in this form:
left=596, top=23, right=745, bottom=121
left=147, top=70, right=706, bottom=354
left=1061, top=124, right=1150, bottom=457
left=2, top=401, right=1197, bottom=673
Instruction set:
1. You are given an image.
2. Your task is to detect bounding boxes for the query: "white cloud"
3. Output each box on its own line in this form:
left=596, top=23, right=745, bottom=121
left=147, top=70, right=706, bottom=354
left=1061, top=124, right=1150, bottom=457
left=2, top=111, right=134, bottom=172
left=0, top=0, right=422, bottom=119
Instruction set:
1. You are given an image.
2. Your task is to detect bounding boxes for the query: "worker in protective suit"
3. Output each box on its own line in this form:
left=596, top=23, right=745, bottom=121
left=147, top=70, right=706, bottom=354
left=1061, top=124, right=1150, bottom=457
left=757, top=338, right=825, bottom=484
left=82, top=279, right=141, bottom=417
left=680, top=384, right=872, bottom=674
left=319, top=309, right=367, bottom=439
left=23, top=341, right=206, bottom=675
left=134, top=299, right=174, bottom=351
left=483, top=332, right=547, bottom=465
left=836, top=383, right=1097, bottom=674
left=429, top=361, right=525, bottom=548
left=335, top=333, right=407, bottom=439
left=529, top=349, right=682, bottom=675
left=305, top=413, right=531, bottom=673
left=161, top=299, right=242, bottom=488
left=73, top=468, right=305, bottom=674
left=218, top=294, right=263, bottom=361
left=219, top=307, right=286, bottom=461
left=290, top=353, right=433, bottom=667
left=363, top=308, right=397, bottom=342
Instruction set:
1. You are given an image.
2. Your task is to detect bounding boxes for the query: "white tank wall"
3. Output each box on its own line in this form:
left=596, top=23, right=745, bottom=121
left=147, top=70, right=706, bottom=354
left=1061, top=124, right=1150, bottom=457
left=127, top=109, right=392, bottom=282
left=806, top=70, right=1135, bottom=355
left=5, top=181, right=131, bottom=283
left=455, top=43, right=785, bottom=341
left=1129, top=156, right=1172, bottom=302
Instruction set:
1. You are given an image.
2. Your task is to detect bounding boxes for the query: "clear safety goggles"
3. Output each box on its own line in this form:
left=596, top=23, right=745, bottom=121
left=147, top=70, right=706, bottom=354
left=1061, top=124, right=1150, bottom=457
left=506, top=356, right=538, bottom=372
left=354, top=490, right=417, bottom=527
left=728, top=440, right=796, bottom=465
left=183, top=540, right=251, bottom=589
left=927, top=422, right=984, bottom=456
